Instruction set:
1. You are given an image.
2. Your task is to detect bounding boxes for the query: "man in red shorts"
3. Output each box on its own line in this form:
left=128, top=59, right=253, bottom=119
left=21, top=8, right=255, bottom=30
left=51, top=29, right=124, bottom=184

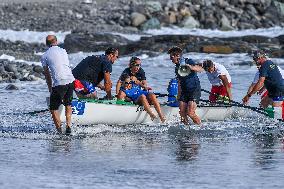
left=202, top=60, right=232, bottom=102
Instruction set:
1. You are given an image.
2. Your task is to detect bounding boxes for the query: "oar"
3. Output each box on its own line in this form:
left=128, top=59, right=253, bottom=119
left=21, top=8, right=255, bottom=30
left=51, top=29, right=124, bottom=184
left=200, top=88, right=269, bottom=116
left=24, top=109, right=49, bottom=115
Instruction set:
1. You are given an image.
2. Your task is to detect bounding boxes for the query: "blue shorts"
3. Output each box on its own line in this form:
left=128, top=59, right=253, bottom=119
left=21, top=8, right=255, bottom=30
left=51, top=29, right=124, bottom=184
left=74, top=79, right=96, bottom=95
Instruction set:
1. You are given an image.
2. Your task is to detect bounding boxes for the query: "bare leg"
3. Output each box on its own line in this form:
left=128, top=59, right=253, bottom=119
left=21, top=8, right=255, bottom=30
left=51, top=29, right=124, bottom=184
left=137, top=95, right=156, bottom=120
left=148, top=93, right=166, bottom=123
left=260, top=96, right=272, bottom=108
left=50, top=110, right=62, bottom=133
left=179, top=101, right=188, bottom=124
left=187, top=101, right=201, bottom=125
left=65, top=105, right=72, bottom=128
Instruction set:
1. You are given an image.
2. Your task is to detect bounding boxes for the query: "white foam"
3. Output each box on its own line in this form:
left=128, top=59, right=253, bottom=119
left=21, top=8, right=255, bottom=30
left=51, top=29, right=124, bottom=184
left=0, top=29, right=70, bottom=44
left=0, top=53, right=41, bottom=65
left=145, top=26, right=284, bottom=38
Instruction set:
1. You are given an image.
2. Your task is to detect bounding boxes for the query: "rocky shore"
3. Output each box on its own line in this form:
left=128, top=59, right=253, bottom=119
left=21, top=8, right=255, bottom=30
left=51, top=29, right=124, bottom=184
left=0, top=0, right=284, bottom=86
left=0, top=0, right=284, bottom=32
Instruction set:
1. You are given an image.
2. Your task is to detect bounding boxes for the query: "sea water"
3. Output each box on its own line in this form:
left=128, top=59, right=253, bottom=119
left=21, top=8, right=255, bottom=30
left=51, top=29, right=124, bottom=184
left=0, top=28, right=284, bottom=188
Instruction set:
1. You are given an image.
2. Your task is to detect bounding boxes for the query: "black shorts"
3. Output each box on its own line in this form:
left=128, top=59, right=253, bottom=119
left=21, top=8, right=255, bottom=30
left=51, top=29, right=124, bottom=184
left=268, top=87, right=284, bottom=99
left=179, top=87, right=201, bottom=103
left=50, top=82, right=74, bottom=110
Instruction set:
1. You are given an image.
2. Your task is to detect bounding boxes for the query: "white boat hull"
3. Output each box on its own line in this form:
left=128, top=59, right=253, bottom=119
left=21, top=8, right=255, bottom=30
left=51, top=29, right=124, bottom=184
left=58, top=99, right=246, bottom=125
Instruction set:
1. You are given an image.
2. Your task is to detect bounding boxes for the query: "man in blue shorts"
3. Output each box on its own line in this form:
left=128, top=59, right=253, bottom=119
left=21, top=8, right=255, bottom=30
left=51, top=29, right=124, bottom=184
left=243, top=51, right=284, bottom=119
left=72, top=47, right=119, bottom=99
left=41, top=35, right=75, bottom=134
left=168, top=46, right=203, bottom=125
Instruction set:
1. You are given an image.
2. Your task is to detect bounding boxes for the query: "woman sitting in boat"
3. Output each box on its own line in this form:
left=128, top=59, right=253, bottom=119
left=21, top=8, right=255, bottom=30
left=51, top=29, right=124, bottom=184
left=117, top=74, right=166, bottom=123
left=116, top=57, right=150, bottom=94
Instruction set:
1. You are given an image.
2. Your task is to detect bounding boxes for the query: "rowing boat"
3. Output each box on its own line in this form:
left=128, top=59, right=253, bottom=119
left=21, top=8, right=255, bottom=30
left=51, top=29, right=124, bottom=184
left=57, top=99, right=249, bottom=125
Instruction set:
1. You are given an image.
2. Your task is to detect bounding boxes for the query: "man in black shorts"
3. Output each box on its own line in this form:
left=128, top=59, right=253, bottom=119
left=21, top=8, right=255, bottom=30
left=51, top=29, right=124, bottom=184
left=41, top=35, right=75, bottom=134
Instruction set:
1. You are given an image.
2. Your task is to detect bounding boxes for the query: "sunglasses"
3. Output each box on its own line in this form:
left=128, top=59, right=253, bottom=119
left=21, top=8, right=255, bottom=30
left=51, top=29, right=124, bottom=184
left=124, top=81, right=131, bottom=85
left=131, top=64, right=141, bottom=67
left=170, top=53, right=180, bottom=58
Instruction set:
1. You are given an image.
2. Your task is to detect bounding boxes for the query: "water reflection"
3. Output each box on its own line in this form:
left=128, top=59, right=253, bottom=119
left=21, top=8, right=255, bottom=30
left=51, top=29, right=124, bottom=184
left=48, top=137, right=72, bottom=153
left=169, top=128, right=200, bottom=161
left=253, top=133, right=278, bottom=169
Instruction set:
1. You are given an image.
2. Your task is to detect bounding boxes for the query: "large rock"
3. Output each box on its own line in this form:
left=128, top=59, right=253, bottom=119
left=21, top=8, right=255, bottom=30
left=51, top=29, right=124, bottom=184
left=141, top=18, right=161, bottom=31
left=220, top=14, right=234, bottom=31
left=131, top=12, right=147, bottom=27
left=201, top=45, right=234, bottom=54
left=180, top=16, right=200, bottom=28
left=64, top=32, right=130, bottom=53
left=145, top=1, right=162, bottom=13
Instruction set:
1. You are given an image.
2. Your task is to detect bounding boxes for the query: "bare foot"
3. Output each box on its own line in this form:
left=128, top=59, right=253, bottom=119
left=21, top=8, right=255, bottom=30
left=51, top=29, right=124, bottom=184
left=160, top=116, right=166, bottom=123
left=56, top=126, right=62, bottom=134
left=150, top=114, right=157, bottom=121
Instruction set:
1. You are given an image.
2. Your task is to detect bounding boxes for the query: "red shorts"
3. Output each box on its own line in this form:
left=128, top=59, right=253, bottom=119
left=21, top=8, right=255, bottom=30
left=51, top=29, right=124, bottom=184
left=209, top=83, right=232, bottom=102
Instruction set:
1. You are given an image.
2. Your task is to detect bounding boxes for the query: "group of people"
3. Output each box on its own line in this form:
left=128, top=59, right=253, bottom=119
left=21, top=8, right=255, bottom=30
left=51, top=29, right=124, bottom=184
left=41, top=35, right=284, bottom=134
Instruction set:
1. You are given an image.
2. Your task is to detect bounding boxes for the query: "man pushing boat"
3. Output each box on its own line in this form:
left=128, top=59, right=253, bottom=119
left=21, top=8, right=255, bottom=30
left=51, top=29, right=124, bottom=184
left=168, top=46, right=203, bottom=125
left=72, top=47, right=119, bottom=99
left=243, top=51, right=284, bottom=119
left=202, top=59, right=232, bottom=102
left=41, top=35, right=75, bottom=134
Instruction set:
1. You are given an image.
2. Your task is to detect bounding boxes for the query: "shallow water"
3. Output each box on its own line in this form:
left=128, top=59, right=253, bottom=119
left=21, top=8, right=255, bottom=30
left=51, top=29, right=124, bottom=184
left=0, top=51, right=284, bottom=188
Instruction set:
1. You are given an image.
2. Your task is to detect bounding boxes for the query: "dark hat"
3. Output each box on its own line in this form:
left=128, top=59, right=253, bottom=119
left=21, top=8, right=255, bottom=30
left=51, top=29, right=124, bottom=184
left=252, top=50, right=267, bottom=61
left=202, top=60, right=213, bottom=71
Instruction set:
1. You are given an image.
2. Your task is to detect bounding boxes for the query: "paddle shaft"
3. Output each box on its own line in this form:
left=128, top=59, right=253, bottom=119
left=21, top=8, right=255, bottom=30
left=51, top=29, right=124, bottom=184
left=200, top=88, right=269, bottom=116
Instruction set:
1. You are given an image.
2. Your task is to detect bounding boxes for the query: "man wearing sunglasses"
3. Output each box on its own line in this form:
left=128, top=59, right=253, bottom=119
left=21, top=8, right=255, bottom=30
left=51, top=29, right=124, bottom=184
left=243, top=51, right=284, bottom=118
left=72, top=47, right=119, bottom=100
left=168, top=46, right=203, bottom=125
left=116, top=57, right=149, bottom=94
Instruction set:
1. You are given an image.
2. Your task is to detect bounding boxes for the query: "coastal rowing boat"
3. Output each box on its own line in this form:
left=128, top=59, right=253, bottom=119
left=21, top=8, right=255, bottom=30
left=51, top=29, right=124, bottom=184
left=58, top=99, right=249, bottom=125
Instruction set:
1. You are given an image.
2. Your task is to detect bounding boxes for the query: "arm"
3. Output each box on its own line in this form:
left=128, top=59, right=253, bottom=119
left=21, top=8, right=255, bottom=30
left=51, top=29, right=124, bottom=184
left=219, top=75, right=232, bottom=100
left=104, top=72, right=112, bottom=99
left=116, top=80, right=122, bottom=95
left=187, top=64, right=204, bottom=72
left=246, top=83, right=255, bottom=95
left=43, top=65, right=52, bottom=93
left=242, top=77, right=265, bottom=104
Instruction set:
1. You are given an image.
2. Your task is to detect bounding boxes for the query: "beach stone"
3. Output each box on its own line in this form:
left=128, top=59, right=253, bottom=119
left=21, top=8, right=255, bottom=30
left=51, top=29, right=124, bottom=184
left=131, top=12, right=146, bottom=27
left=5, top=84, right=19, bottom=90
left=201, top=45, right=233, bottom=54
left=145, top=1, right=162, bottom=13
left=141, top=18, right=161, bottom=31
left=4, top=64, right=17, bottom=73
left=220, top=14, right=234, bottom=31
left=33, top=65, right=44, bottom=74
left=181, top=16, right=200, bottom=28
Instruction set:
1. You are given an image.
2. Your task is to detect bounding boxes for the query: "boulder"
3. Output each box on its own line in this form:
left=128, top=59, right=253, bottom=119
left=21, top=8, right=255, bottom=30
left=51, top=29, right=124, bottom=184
left=145, top=1, right=163, bottom=13
left=131, top=12, right=147, bottom=27
left=141, top=18, right=161, bottom=31
left=180, top=16, right=200, bottom=28
left=201, top=45, right=233, bottom=54
left=220, top=14, right=234, bottom=31
left=5, top=84, right=19, bottom=90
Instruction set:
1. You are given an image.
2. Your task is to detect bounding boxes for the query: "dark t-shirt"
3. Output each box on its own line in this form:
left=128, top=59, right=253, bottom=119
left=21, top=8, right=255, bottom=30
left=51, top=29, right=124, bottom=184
left=119, top=67, right=146, bottom=81
left=259, top=60, right=284, bottom=94
left=72, top=55, right=112, bottom=86
left=175, top=58, right=200, bottom=92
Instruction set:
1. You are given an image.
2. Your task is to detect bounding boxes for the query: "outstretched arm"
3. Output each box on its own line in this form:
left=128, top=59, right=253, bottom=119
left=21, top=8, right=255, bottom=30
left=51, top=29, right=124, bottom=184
left=243, top=77, right=265, bottom=104
left=219, top=75, right=232, bottom=100
left=187, top=64, right=204, bottom=72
